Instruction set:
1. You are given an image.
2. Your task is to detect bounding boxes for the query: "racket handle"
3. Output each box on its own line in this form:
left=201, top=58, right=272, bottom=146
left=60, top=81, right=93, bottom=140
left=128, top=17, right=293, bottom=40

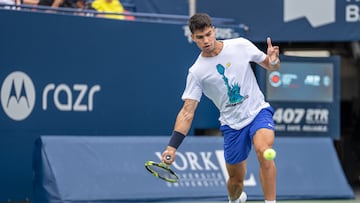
left=165, top=155, right=172, bottom=161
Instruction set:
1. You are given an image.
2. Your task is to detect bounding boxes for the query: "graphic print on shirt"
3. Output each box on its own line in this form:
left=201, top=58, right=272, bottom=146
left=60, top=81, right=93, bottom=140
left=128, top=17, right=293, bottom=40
left=216, top=64, right=248, bottom=107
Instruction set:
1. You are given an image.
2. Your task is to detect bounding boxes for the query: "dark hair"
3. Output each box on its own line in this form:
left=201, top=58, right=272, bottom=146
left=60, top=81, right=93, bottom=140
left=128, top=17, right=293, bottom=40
left=188, top=13, right=213, bottom=34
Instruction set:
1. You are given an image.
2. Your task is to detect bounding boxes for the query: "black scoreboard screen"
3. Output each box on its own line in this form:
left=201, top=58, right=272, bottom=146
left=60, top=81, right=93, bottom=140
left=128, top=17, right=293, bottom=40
left=266, top=62, right=334, bottom=103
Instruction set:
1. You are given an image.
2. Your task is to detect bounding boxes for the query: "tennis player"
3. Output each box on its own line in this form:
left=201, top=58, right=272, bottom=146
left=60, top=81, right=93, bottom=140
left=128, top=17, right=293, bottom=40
left=161, top=13, right=280, bottom=203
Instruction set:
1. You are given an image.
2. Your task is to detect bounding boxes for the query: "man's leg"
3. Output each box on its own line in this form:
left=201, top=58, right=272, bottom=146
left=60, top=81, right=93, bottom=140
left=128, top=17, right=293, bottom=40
left=253, top=128, right=277, bottom=201
left=226, top=161, right=247, bottom=202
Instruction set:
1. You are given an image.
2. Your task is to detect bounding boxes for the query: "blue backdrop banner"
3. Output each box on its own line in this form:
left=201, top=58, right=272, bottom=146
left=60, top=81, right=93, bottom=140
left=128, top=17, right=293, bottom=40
left=197, top=0, right=360, bottom=42
left=33, top=136, right=354, bottom=202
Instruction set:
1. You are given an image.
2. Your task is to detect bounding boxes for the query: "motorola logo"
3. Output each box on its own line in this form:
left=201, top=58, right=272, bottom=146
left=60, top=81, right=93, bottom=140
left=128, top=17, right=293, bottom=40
left=1, top=71, right=36, bottom=121
left=1, top=71, right=101, bottom=121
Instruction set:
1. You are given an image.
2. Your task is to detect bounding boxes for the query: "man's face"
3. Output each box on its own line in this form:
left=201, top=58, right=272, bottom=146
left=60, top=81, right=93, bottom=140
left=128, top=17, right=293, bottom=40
left=191, top=26, right=216, bottom=54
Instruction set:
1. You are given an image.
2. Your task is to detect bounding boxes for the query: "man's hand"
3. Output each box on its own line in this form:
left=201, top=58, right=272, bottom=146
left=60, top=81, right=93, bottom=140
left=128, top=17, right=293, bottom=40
left=162, top=146, right=176, bottom=165
left=267, top=37, right=280, bottom=63
left=259, top=37, right=281, bottom=71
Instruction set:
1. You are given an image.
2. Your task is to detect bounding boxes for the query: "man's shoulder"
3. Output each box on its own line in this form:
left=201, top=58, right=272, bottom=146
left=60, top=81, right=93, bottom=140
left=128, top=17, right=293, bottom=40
left=225, top=37, right=252, bottom=45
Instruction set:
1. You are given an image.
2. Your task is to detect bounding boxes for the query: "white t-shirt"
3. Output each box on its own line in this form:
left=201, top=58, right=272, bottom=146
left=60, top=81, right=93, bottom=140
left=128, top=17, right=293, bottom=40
left=181, top=37, right=270, bottom=130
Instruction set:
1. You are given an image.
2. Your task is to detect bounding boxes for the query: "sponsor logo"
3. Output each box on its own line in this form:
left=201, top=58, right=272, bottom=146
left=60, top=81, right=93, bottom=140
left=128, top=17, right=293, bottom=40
left=269, top=72, right=331, bottom=89
left=1, top=71, right=101, bottom=121
left=154, top=150, right=257, bottom=188
left=268, top=71, right=281, bottom=87
left=42, top=83, right=101, bottom=111
left=1, top=71, right=35, bottom=121
left=268, top=71, right=298, bottom=88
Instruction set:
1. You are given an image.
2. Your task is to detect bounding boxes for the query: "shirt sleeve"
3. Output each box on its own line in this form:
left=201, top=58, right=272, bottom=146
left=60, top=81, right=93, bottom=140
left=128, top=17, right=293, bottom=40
left=242, top=38, right=267, bottom=63
left=181, top=71, right=202, bottom=102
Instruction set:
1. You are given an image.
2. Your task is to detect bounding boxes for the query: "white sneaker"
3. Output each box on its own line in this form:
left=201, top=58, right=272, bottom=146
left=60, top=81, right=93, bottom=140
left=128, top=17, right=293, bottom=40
left=228, top=191, right=247, bottom=203
left=239, top=191, right=247, bottom=203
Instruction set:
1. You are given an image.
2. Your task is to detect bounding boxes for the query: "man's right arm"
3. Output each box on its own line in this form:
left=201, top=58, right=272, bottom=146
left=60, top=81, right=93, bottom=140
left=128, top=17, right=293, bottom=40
left=162, top=99, right=199, bottom=164
left=174, top=99, right=198, bottom=135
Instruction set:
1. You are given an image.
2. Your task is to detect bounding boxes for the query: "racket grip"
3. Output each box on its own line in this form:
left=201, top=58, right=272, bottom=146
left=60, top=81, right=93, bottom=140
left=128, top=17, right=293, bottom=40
left=165, top=155, right=172, bottom=161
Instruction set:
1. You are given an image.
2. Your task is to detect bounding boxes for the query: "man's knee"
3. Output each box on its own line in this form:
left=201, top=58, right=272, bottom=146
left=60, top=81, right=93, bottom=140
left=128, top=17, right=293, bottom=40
left=227, top=167, right=246, bottom=186
left=254, top=147, right=276, bottom=169
left=253, top=129, right=275, bottom=159
left=228, top=175, right=245, bottom=188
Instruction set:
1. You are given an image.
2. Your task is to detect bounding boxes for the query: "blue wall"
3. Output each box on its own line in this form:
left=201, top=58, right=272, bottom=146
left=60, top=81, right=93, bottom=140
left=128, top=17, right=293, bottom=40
left=196, top=0, right=360, bottom=42
left=129, top=0, right=360, bottom=42
left=0, top=9, right=233, bottom=201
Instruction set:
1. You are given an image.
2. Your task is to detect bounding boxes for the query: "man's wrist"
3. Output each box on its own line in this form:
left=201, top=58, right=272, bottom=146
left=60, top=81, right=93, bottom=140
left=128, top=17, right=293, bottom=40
left=168, top=131, right=185, bottom=149
left=270, top=58, right=279, bottom=66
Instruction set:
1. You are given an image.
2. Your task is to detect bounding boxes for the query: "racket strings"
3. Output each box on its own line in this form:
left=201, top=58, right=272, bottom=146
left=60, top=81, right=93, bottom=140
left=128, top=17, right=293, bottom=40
left=146, top=163, right=178, bottom=181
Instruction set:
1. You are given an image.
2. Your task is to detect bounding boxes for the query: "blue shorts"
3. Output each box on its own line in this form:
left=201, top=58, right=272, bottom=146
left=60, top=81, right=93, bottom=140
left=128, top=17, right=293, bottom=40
left=220, top=107, right=275, bottom=164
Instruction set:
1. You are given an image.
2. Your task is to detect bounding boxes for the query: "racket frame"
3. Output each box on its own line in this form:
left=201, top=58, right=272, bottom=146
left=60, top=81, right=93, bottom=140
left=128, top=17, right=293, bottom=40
left=144, top=161, right=179, bottom=183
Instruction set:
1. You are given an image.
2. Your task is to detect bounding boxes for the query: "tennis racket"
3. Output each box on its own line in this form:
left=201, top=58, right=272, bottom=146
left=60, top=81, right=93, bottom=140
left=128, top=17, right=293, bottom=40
left=144, top=155, right=179, bottom=183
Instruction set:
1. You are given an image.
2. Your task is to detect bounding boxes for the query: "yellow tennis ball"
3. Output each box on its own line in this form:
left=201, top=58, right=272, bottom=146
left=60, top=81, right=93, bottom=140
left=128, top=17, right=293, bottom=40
left=263, top=148, right=276, bottom=160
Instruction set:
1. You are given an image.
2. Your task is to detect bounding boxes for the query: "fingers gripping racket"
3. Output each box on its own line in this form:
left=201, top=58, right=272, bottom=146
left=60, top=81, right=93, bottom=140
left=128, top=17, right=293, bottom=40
left=144, top=155, right=179, bottom=183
